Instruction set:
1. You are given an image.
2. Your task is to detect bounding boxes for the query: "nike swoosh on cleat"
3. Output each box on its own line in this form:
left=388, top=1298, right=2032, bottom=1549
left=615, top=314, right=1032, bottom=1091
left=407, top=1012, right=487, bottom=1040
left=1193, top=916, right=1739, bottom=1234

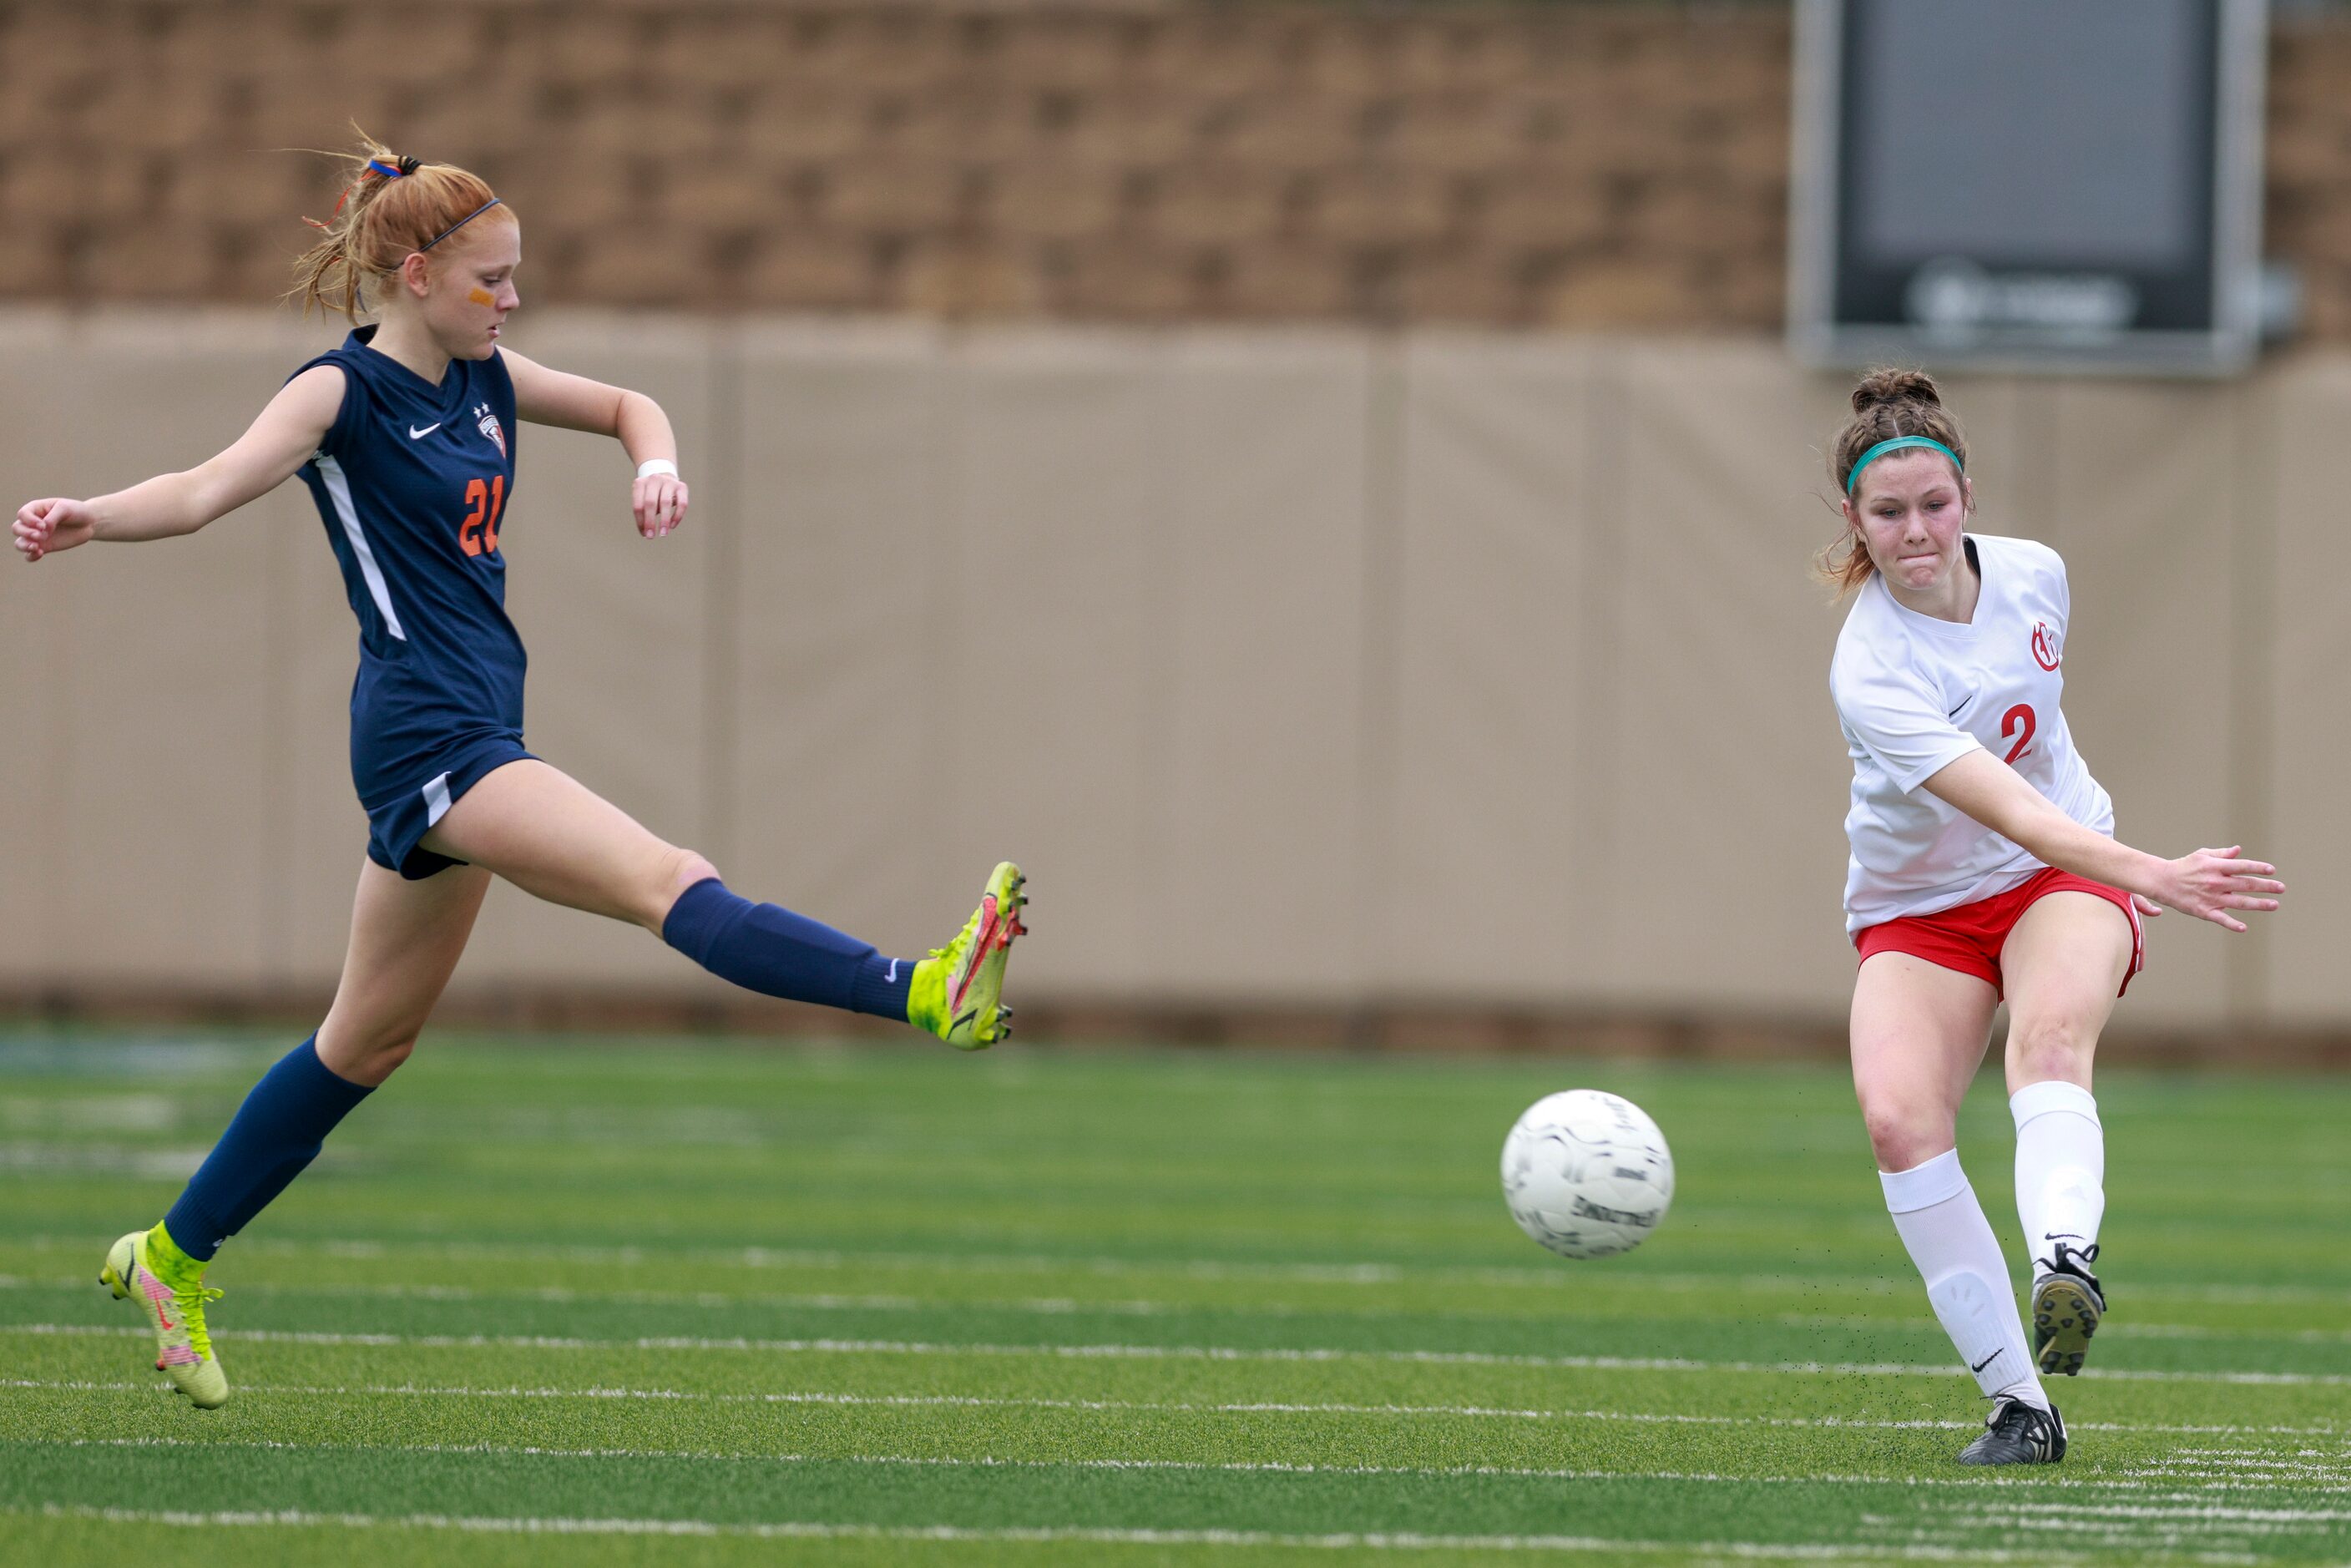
left=1970, top=1349, right=2002, bottom=1373
left=409, top=422, right=442, bottom=439
left=952, top=1008, right=981, bottom=1032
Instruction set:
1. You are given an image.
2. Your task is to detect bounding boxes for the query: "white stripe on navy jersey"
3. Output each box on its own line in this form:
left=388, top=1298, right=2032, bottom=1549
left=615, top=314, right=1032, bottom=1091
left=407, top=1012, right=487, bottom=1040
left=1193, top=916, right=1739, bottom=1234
left=313, top=453, right=407, bottom=644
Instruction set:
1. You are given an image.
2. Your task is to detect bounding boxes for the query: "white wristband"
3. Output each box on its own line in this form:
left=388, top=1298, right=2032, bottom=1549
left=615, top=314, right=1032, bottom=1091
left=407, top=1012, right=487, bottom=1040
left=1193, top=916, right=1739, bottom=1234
left=636, top=458, right=680, bottom=481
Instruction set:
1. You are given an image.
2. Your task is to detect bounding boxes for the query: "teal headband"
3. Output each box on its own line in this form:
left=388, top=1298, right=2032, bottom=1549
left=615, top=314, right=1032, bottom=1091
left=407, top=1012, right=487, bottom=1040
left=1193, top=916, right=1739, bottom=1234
left=1845, top=436, right=1964, bottom=496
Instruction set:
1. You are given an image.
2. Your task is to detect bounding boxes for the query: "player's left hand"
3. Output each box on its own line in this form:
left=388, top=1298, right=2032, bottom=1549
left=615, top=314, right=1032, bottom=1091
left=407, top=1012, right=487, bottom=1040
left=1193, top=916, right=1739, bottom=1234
left=2131, top=894, right=2162, bottom=918
left=634, top=473, right=689, bottom=539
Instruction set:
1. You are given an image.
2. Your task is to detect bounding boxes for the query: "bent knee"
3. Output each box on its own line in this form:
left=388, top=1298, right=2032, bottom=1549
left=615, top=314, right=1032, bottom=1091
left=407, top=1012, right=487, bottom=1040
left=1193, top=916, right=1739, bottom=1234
left=646, top=847, right=721, bottom=929
left=324, top=1029, right=418, bottom=1088
left=367, top=1035, right=419, bottom=1075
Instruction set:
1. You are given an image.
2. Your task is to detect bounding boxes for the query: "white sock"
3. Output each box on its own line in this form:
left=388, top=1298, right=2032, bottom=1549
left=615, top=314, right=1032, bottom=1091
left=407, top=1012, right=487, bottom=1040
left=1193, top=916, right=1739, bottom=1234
left=1881, top=1150, right=2048, bottom=1409
left=2011, top=1080, right=2105, bottom=1276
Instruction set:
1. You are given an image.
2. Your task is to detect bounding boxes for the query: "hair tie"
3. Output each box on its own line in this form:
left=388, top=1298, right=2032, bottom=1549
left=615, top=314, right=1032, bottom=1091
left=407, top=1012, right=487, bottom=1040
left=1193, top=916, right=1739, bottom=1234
left=365, top=159, right=405, bottom=180
left=420, top=197, right=503, bottom=252
left=1845, top=435, right=1964, bottom=497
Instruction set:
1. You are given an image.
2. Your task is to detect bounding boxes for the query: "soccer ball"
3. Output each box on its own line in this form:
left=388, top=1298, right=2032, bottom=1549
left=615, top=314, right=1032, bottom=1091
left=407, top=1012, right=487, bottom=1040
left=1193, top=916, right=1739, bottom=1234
left=1500, top=1090, right=1675, bottom=1260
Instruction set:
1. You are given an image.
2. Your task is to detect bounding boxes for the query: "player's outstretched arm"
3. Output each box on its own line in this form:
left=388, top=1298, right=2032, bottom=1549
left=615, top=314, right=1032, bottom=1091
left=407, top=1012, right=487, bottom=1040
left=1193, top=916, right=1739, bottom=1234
left=502, top=349, right=687, bottom=540
left=1922, top=748, right=2284, bottom=932
left=12, top=366, right=345, bottom=564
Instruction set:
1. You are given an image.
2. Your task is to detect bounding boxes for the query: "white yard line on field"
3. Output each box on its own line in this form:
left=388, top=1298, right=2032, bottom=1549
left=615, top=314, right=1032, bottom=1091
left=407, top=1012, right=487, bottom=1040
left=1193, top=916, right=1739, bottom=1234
left=10, top=1322, right=2350, bottom=1387
left=16, top=1504, right=2192, bottom=1564
left=3, top=1275, right=2338, bottom=1349
left=35, top=1436, right=2351, bottom=1498
left=17, top=1232, right=2344, bottom=1308
left=6, top=1377, right=2345, bottom=1440
left=1779, top=1313, right=2351, bottom=1347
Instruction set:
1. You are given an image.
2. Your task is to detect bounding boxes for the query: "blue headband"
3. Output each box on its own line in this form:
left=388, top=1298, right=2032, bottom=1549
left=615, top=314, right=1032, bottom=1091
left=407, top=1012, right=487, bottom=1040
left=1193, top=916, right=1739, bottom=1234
left=1846, top=435, right=1964, bottom=496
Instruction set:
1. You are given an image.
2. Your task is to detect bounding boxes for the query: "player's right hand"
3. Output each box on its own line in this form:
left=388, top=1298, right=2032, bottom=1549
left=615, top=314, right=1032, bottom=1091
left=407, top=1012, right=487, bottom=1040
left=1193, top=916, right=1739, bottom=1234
left=2156, top=846, right=2284, bottom=933
left=13, top=498, right=97, bottom=562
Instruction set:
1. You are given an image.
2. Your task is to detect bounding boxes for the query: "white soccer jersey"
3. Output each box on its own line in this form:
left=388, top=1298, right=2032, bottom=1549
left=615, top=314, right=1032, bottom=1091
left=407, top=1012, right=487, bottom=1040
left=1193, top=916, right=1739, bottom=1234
left=1831, top=533, right=2115, bottom=933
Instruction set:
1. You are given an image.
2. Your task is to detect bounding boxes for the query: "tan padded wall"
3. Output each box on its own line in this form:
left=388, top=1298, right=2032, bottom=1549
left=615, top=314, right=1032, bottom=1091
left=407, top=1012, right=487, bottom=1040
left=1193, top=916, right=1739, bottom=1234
left=725, top=319, right=955, bottom=984
left=1383, top=335, right=1600, bottom=998
left=1150, top=333, right=1374, bottom=998
left=937, top=331, right=1170, bottom=995
left=2261, top=355, right=2351, bottom=1024
left=463, top=313, right=726, bottom=984
left=0, top=307, right=2330, bottom=1027
left=1604, top=341, right=1858, bottom=1010
left=2044, top=384, right=2247, bottom=1029
left=0, top=311, right=341, bottom=987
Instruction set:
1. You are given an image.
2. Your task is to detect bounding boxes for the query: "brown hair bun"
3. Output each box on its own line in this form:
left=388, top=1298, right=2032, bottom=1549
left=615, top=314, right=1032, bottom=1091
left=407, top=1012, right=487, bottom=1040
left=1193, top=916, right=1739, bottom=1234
left=1849, top=367, right=1943, bottom=417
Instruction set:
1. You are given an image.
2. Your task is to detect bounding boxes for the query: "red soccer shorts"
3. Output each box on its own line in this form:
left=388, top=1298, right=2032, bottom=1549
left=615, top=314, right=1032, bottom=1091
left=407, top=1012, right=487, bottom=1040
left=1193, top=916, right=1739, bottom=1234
left=1853, top=867, right=2144, bottom=999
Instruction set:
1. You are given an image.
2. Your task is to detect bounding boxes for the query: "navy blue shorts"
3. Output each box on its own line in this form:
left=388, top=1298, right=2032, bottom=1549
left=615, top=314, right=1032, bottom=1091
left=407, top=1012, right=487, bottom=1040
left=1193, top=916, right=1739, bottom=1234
left=361, top=736, right=536, bottom=881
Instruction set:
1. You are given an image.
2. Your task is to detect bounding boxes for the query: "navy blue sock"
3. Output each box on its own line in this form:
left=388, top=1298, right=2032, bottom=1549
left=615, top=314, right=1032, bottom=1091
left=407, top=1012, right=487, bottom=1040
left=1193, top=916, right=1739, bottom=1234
left=663, top=878, right=914, bottom=1020
left=162, top=1036, right=374, bottom=1262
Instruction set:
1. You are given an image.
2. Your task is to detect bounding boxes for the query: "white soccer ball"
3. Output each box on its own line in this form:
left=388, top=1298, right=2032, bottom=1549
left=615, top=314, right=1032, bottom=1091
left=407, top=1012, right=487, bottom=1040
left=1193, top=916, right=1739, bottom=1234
left=1500, top=1089, right=1675, bottom=1260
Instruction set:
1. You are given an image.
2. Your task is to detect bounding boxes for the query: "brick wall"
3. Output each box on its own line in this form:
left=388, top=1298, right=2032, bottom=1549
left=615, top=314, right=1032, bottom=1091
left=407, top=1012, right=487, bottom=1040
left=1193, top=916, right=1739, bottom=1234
left=2, top=2, right=2348, bottom=334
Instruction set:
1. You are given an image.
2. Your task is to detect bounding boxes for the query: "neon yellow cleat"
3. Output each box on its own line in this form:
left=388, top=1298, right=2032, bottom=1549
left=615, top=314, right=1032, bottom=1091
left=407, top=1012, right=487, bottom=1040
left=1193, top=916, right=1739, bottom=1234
left=100, top=1227, right=228, bottom=1409
left=908, top=862, right=1028, bottom=1050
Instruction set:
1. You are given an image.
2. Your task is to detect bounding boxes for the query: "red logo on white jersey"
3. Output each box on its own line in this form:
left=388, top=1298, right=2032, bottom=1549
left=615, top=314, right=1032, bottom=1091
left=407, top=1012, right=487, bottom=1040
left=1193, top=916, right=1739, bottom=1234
left=2031, top=622, right=2061, bottom=671
left=473, top=402, right=506, bottom=460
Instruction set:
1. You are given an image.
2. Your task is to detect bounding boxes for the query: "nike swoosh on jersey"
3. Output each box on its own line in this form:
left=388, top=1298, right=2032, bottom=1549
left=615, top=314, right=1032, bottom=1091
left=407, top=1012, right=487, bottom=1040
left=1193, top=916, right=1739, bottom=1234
left=409, top=422, right=442, bottom=439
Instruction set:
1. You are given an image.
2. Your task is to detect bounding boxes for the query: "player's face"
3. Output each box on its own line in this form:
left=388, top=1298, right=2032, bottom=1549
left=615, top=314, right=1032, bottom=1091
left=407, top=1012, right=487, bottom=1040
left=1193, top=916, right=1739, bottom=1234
left=1845, top=452, right=1969, bottom=594
left=430, top=221, right=522, bottom=361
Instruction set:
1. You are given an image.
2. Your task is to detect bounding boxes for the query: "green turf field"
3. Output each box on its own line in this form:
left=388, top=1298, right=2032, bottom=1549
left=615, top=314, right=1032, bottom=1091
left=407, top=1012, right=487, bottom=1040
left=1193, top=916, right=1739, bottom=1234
left=0, top=1029, right=2344, bottom=1565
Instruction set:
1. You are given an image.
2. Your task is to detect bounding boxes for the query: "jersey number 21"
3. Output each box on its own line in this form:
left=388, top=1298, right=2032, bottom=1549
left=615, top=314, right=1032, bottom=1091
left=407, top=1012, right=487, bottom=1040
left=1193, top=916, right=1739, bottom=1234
left=459, top=477, right=507, bottom=557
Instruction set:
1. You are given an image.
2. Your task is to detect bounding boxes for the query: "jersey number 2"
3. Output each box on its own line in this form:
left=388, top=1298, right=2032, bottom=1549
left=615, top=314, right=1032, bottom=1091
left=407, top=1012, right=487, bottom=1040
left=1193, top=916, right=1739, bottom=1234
left=2001, top=703, right=2036, bottom=763
left=460, top=476, right=506, bottom=557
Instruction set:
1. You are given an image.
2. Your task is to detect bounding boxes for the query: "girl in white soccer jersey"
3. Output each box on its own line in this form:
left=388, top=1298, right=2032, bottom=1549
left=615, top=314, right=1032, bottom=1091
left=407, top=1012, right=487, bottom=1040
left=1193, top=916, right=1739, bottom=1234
left=1824, top=368, right=2283, bottom=1466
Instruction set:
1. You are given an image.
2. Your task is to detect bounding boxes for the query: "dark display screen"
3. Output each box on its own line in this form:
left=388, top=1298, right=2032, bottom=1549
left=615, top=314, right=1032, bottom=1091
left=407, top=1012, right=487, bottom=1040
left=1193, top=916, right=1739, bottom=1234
left=1823, top=0, right=2229, bottom=346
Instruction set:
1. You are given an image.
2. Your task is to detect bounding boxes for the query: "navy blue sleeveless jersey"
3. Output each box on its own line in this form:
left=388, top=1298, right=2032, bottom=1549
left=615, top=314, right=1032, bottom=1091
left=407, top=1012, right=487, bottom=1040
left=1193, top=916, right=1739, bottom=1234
left=292, top=326, right=533, bottom=877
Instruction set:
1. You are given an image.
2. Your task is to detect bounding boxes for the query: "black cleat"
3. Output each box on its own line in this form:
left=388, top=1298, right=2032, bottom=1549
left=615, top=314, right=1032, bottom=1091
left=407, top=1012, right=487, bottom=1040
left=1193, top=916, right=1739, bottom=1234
left=1957, top=1396, right=2066, bottom=1465
left=2031, top=1241, right=2106, bottom=1377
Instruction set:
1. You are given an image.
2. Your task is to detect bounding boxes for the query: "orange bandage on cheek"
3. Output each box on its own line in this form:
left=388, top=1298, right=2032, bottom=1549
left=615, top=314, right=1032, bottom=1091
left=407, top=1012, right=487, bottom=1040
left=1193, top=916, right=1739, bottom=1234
left=468, top=287, right=497, bottom=307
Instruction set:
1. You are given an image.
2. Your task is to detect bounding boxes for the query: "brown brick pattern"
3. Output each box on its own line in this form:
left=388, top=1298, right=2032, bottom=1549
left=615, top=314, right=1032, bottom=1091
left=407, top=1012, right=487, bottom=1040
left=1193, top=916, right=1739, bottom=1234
left=0, top=2, right=2346, bottom=334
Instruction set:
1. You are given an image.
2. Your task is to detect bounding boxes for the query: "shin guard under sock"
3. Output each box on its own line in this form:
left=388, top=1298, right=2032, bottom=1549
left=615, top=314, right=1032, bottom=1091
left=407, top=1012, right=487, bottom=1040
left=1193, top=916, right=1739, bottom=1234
left=162, top=1036, right=374, bottom=1263
left=2011, top=1080, right=2106, bottom=1273
left=662, top=878, right=913, bottom=1020
left=1881, top=1149, right=2048, bottom=1409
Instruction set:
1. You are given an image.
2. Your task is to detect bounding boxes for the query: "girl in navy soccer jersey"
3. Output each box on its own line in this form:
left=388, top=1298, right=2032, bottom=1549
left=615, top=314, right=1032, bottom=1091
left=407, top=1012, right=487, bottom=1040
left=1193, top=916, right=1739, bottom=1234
left=11, top=139, right=1026, bottom=1410
left=1823, top=369, right=2283, bottom=1465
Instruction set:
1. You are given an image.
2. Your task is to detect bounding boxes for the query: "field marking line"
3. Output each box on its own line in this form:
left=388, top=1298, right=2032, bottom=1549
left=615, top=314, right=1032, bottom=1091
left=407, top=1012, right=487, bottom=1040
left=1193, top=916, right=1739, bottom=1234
left=14, top=1232, right=2344, bottom=1308
left=31, top=1437, right=2351, bottom=1500
left=1, top=1272, right=2338, bottom=1347
left=1960, top=1500, right=2351, bottom=1522
left=1779, top=1312, right=2351, bottom=1347
left=9, top=1504, right=2143, bottom=1563
left=11, top=1323, right=2349, bottom=1388
left=6, top=1378, right=2344, bottom=1441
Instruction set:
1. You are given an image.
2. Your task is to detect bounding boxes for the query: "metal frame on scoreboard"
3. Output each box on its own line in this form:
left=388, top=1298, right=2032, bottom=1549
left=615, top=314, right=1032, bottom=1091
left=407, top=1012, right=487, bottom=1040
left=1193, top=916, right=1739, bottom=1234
left=1787, top=0, right=2270, bottom=377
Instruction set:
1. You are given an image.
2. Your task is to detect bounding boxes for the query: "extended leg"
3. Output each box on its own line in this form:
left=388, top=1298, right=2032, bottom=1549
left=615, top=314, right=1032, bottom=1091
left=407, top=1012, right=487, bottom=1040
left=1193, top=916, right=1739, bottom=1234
left=422, top=758, right=1024, bottom=1046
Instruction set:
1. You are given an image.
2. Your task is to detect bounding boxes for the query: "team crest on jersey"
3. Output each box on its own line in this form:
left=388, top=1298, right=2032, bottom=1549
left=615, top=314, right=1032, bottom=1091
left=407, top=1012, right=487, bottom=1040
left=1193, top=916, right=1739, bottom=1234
left=473, top=402, right=506, bottom=460
left=2031, top=621, right=2061, bottom=671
